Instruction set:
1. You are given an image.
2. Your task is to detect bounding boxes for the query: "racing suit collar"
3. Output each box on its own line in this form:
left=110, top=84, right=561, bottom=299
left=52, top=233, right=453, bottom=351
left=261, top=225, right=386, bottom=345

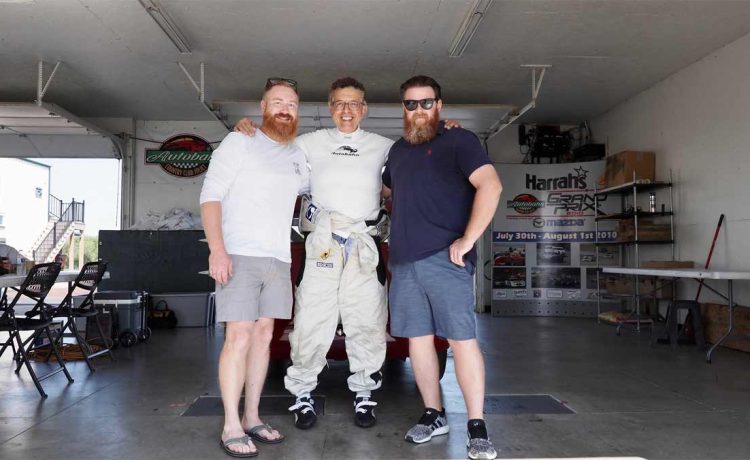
left=334, top=126, right=365, bottom=141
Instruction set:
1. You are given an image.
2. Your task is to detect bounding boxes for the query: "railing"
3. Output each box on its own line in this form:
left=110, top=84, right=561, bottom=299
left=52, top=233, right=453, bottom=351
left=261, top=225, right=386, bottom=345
left=48, top=194, right=63, bottom=220
left=33, top=196, right=85, bottom=262
left=32, top=220, right=74, bottom=263
left=49, top=195, right=85, bottom=223
left=60, top=200, right=85, bottom=223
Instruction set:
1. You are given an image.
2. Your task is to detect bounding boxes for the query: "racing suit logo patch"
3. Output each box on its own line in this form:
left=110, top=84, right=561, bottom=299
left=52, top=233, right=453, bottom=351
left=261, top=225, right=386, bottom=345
left=316, top=262, right=334, bottom=268
left=331, top=145, right=359, bottom=156
left=305, top=202, right=318, bottom=222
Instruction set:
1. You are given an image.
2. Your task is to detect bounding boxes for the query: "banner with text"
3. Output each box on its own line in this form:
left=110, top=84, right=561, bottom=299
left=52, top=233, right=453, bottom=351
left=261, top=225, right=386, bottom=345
left=492, top=161, right=619, bottom=304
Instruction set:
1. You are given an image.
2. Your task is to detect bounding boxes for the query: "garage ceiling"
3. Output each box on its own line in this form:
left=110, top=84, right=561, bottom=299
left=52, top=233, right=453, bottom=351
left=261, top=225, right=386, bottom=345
left=1, top=0, right=750, bottom=125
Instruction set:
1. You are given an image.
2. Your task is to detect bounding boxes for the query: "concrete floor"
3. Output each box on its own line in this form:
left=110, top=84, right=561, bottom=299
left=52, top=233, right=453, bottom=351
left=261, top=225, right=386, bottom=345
left=1, top=315, right=749, bottom=460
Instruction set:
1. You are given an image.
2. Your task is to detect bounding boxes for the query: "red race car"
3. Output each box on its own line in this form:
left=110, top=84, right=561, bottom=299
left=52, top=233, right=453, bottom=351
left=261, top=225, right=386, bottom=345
left=270, top=240, right=450, bottom=379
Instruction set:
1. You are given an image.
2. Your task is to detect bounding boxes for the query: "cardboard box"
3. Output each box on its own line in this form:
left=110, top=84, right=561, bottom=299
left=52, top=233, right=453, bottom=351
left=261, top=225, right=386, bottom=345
left=616, top=219, right=671, bottom=242
left=604, top=150, right=655, bottom=188
left=605, top=275, right=670, bottom=298
left=641, top=260, right=695, bottom=269
left=701, top=303, right=750, bottom=353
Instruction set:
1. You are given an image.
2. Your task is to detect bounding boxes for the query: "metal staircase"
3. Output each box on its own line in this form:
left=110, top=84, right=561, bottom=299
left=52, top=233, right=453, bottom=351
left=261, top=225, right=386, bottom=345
left=28, top=195, right=85, bottom=263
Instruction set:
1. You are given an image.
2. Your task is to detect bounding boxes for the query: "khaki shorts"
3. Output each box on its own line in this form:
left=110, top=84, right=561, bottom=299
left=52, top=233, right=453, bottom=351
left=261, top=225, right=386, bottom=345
left=215, top=255, right=292, bottom=322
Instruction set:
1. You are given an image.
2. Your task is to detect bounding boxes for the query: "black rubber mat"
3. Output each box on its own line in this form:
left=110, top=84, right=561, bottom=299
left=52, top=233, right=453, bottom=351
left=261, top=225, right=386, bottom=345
left=481, top=394, right=574, bottom=414
left=182, top=395, right=326, bottom=417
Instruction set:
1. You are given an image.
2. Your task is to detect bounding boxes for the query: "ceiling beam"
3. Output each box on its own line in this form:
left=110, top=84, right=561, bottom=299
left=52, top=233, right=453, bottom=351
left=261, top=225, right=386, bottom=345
left=178, top=62, right=231, bottom=131
left=487, top=65, right=551, bottom=140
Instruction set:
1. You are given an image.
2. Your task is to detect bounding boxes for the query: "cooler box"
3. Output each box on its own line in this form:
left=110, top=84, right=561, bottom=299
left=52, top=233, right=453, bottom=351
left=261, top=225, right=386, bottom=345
left=150, top=292, right=214, bottom=328
left=93, top=290, right=149, bottom=347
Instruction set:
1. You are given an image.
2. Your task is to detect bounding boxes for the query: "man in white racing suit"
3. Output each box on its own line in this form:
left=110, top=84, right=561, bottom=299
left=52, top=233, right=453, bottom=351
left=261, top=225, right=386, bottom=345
left=235, top=77, right=391, bottom=429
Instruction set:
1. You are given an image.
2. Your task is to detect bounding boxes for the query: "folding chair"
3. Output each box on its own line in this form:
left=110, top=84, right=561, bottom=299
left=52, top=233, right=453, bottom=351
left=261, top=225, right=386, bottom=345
left=0, top=262, right=74, bottom=398
left=47, top=261, right=114, bottom=371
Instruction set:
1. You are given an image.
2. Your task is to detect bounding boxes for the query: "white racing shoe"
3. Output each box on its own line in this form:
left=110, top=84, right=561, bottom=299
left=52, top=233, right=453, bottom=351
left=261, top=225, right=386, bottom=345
left=288, top=395, right=317, bottom=430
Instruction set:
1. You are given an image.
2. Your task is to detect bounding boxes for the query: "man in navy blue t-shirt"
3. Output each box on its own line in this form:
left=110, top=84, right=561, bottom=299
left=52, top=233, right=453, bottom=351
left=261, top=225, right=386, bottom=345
left=382, top=75, right=502, bottom=460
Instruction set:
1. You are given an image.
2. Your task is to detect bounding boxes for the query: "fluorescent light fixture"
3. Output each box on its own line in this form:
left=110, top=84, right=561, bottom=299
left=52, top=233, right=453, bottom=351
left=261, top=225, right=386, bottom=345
left=448, top=0, right=493, bottom=58
left=138, top=0, right=192, bottom=54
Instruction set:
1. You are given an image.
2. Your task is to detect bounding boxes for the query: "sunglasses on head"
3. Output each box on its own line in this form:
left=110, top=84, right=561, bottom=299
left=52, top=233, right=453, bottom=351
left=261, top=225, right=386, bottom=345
left=265, top=77, right=298, bottom=91
left=402, top=98, right=437, bottom=111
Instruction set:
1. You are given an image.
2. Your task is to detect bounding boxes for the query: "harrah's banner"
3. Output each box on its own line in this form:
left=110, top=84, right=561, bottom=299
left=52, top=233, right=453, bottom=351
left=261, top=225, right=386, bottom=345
left=494, top=161, right=617, bottom=243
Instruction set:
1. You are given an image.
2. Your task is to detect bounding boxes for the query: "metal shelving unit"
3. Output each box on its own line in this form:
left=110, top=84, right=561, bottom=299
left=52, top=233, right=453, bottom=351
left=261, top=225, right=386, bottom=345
left=594, top=170, right=675, bottom=332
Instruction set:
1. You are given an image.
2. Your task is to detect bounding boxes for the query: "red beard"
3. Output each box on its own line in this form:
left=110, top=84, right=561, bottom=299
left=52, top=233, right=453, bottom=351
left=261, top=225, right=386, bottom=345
left=261, top=112, right=298, bottom=143
left=403, top=112, right=439, bottom=144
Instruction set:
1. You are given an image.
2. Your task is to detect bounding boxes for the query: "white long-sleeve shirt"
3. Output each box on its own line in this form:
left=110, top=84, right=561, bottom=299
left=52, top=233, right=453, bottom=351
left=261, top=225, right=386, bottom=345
left=295, top=128, right=393, bottom=227
left=200, top=131, right=309, bottom=262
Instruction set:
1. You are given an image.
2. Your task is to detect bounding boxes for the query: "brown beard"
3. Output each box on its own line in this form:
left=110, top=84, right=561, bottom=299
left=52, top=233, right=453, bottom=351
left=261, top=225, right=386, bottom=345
left=403, top=112, right=439, bottom=144
left=261, top=112, right=298, bottom=143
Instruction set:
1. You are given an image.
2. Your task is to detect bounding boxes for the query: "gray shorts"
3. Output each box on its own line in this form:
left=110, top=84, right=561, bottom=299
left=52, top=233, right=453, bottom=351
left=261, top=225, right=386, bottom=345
left=389, top=248, right=476, bottom=340
left=215, top=255, right=292, bottom=323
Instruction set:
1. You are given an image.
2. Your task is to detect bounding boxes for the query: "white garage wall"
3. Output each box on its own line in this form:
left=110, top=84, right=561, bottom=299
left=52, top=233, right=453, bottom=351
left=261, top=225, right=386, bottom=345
left=590, top=31, right=750, bottom=307
left=487, top=126, right=524, bottom=164
left=0, top=158, right=50, bottom=254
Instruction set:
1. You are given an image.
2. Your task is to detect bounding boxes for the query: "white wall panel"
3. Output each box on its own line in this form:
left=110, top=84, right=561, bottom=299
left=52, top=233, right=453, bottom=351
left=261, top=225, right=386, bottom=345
left=0, top=158, right=49, bottom=253
left=591, top=31, right=750, bottom=306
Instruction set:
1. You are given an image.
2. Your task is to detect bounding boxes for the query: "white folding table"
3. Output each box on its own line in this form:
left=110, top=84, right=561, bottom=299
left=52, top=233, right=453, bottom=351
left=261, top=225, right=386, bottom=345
left=1, top=271, right=110, bottom=311
left=603, top=267, right=750, bottom=362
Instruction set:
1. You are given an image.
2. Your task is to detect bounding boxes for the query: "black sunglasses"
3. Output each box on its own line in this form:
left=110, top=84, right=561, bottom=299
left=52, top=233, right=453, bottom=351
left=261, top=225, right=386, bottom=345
left=402, top=98, right=437, bottom=111
left=265, top=77, right=298, bottom=90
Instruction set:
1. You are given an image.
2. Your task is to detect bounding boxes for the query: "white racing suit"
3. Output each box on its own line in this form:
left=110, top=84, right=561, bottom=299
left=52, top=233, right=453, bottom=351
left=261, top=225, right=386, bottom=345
left=284, top=201, right=389, bottom=396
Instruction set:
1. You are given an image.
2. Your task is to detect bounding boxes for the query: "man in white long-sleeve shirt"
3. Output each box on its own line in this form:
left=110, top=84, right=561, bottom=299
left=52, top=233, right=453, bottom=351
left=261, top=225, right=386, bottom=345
left=201, top=78, right=309, bottom=457
left=235, top=77, right=392, bottom=430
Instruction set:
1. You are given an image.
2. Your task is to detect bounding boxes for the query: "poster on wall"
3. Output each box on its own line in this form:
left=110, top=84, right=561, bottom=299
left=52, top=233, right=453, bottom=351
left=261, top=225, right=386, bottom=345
left=493, top=245, right=526, bottom=266
left=131, top=121, right=229, bottom=224
left=491, top=160, right=619, bottom=305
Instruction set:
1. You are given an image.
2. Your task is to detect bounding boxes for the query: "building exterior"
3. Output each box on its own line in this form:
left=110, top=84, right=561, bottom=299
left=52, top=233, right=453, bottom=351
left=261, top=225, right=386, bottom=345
left=0, top=158, right=50, bottom=253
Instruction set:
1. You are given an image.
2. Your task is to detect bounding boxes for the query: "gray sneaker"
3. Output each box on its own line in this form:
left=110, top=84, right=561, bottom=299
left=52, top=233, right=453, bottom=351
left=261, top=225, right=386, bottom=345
left=404, top=408, right=449, bottom=444
left=467, top=436, right=498, bottom=460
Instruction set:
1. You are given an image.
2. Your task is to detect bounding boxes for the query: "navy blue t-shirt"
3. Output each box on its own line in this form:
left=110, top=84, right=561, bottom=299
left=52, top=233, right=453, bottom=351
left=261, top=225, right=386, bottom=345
left=382, top=122, right=491, bottom=264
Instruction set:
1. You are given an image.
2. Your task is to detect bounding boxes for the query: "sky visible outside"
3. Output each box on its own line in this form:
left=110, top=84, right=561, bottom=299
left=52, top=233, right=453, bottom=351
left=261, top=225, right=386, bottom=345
left=37, top=158, right=120, bottom=237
